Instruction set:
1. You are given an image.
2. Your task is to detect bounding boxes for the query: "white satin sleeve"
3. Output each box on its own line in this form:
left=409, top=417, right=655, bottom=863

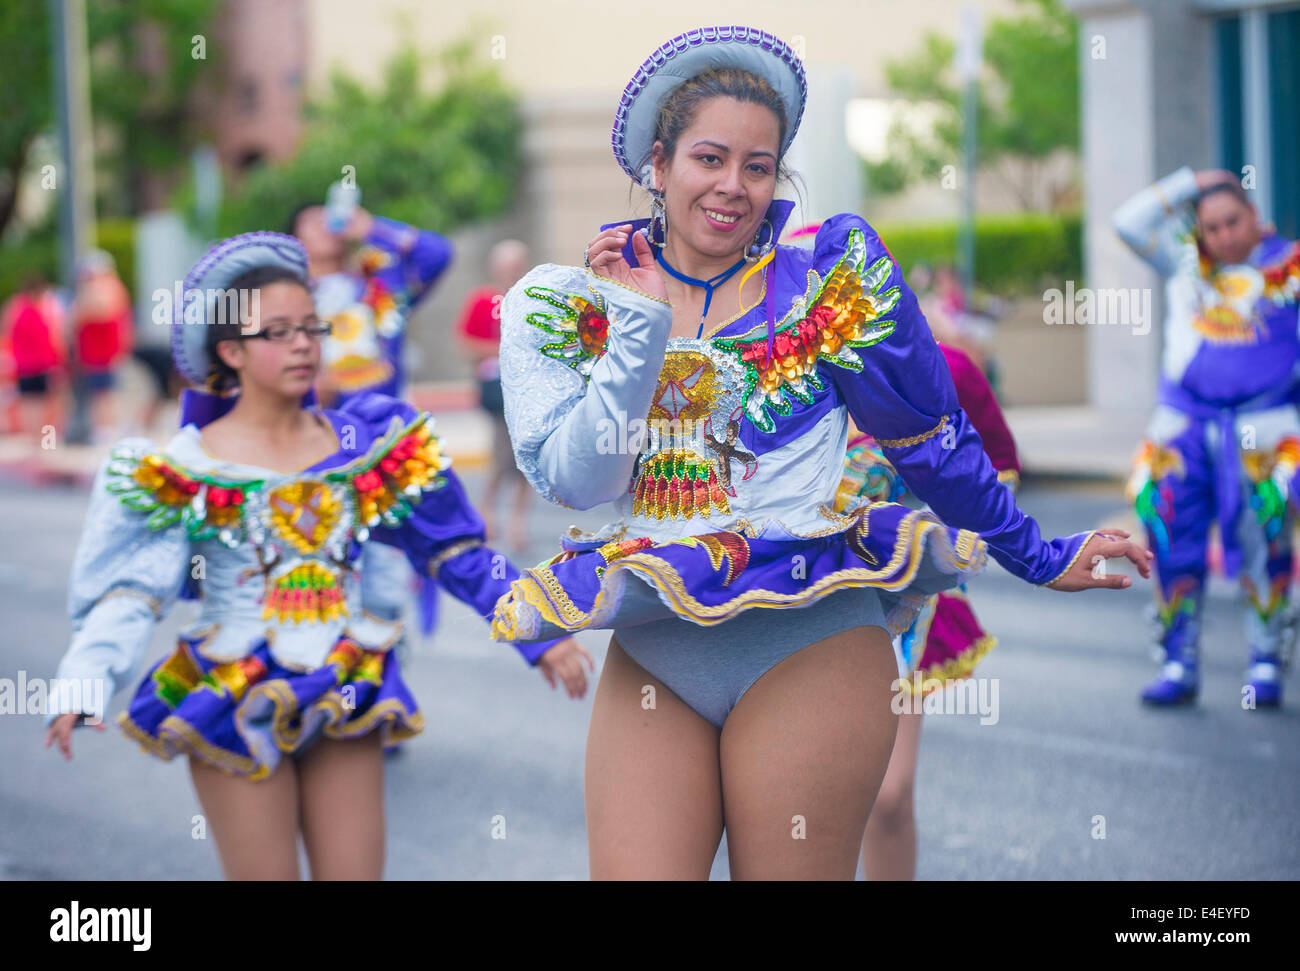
left=1112, top=166, right=1201, bottom=277
left=49, top=442, right=189, bottom=724
left=498, top=264, right=672, bottom=509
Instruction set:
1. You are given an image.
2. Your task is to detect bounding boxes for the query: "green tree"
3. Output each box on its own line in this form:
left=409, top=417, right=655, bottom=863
left=0, top=3, right=52, bottom=239
left=0, top=0, right=217, bottom=239
left=86, top=0, right=220, bottom=217
left=213, top=37, right=522, bottom=237
left=863, top=0, right=1079, bottom=210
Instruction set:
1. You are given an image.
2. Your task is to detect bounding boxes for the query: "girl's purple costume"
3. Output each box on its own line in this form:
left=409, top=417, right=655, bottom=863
left=1115, top=167, right=1300, bottom=706
left=46, top=233, right=559, bottom=778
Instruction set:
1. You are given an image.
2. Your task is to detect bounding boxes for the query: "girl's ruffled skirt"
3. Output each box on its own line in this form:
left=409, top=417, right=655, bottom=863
left=896, top=587, right=996, bottom=696
left=490, top=502, right=988, bottom=643
left=118, top=632, right=423, bottom=780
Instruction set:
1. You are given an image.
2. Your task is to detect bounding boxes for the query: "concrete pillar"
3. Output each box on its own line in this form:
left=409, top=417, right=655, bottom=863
left=1067, top=0, right=1212, bottom=419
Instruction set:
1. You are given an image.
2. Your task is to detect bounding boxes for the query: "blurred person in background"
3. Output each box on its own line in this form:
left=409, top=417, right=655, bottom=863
left=287, top=197, right=455, bottom=685
left=71, top=250, right=133, bottom=442
left=2, top=272, right=68, bottom=442
left=285, top=201, right=452, bottom=409
left=1116, top=168, right=1300, bottom=707
left=850, top=342, right=1022, bottom=880
left=456, top=239, right=532, bottom=553
left=923, top=263, right=992, bottom=375
left=130, top=296, right=180, bottom=440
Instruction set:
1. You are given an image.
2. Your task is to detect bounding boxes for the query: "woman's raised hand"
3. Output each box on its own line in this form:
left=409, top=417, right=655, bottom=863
left=1046, top=529, right=1153, bottom=592
left=585, top=224, right=668, bottom=302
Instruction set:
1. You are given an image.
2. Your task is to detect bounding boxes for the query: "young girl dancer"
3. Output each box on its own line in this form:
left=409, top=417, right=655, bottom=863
left=851, top=344, right=1022, bottom=880
left=490, top=26, right=1151, bottom=880
left=43, top=232, right=589, bottom=879
left=1115, top=169, right=1300, bottom=706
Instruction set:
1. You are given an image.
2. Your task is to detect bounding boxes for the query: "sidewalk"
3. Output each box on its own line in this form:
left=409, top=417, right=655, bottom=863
left=1004, top=404, right=1144, bottom=482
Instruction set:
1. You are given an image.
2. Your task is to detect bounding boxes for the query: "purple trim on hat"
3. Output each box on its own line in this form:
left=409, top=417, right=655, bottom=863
left=172, top=231, right=309, bottom=386
left=611, top=26, right=808, bottom=183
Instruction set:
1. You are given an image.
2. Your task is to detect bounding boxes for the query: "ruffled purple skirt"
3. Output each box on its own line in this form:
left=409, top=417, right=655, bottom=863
left=118, top=631, right=423, bottom=780
left=490, top=501, right=987, bottom=643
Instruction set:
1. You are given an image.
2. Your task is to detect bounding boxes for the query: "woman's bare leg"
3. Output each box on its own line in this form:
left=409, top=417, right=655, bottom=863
left=720, top=625, right=899, bottom=880
left=297, top=733, right=387, bottom=880
left=585, top=636, right=724, bottom=879
left=188, top=755, right=301, bottom=880
left=860, top=709, right=923, bottom=880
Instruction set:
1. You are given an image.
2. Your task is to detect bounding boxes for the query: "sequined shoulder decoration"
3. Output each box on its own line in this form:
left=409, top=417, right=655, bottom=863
left=326, top=412, right=449, bottom=532
left=1262, top=241, right=1300, bottom=305
left=522, top=284, right=612, bottom=377
left=103, top=412, right=449, bottom=549
left=714, top=227, right=901, bottom=433
left=105, top=447, right=262, bottom=546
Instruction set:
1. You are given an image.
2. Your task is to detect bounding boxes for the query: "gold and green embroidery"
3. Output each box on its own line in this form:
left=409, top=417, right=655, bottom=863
left=714, top=228, right=901, bottom=433
left=523, top=285, right=612, bottom=377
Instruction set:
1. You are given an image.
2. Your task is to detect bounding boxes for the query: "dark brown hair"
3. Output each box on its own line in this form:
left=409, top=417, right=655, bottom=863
left=642, top=67, right=795, bottom=186
left=203, top=265, right=310, bottom=393
left=1194, top=181, right=1252, bottom=217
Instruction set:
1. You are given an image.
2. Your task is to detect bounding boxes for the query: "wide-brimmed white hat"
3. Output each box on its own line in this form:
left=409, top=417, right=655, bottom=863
left=172, top=232, right=308, bottom=386
left=611, top=25, right=807, bottom=187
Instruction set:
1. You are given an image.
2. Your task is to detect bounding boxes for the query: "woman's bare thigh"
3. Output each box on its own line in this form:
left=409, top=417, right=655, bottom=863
left=584, top=636, right=724, bottom=880
left=297, top=733, right=387, bottom=880
left=719, top=624, right=899, bottom=880
left=188, top=755, right=301, bottom=880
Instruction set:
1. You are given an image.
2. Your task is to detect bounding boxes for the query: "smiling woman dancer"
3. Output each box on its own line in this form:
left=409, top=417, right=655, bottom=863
left=491, top=26, right=1151, bottom=880
left=43, top=233, right=586, bottom=880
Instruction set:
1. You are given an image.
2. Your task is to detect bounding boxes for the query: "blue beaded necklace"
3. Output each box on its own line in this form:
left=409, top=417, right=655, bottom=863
left=654, top=248, right=749, bottom=339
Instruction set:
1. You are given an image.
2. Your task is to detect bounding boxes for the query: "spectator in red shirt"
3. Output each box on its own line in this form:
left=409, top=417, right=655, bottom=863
left=71, top=250, right=133, bottom=441
left=2, top=273, right=67, bottom=441
left=456, top=240, right=531, bottom=552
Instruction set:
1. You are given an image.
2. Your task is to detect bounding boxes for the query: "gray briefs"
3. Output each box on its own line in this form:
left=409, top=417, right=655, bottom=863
left=612, top=585, right=891, bottom=729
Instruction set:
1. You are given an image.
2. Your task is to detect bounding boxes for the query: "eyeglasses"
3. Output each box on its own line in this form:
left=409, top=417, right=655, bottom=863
left=237, top=321, right=334, bottom=343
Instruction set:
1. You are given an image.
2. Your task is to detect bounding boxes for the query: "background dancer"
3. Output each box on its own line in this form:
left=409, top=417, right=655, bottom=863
left=44, top=233, right=589, bottom=879
left=288, top=195, right=452, bottom=654
left=851, top=344, right=1022, bottom=880
left=1115, top=168, right=1300, bottom=707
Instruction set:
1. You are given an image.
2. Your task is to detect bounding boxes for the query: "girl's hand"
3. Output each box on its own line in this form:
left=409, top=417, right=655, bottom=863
left=44, top=712, right=106, bottom=761
left=536, top=637, right=596, bottom=699
left=1046, top=529, right=1153, bottom=592
left=585, top=224, right=668, bottom=302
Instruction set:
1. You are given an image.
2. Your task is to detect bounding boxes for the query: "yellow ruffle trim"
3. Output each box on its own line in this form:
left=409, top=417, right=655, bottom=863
left=901, top=634, right=998, bottom=697
left=117, top=679, right=424, bottom=781
left=1038, top=529, right=1099, bottom=588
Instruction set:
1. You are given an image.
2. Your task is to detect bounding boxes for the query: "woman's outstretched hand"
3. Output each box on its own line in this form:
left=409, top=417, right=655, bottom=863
left=585, top=224, right=668, bottom=302
left=1046, top=529, right=1153, bottom=592
left=44, top=712, right=106, bottom=760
